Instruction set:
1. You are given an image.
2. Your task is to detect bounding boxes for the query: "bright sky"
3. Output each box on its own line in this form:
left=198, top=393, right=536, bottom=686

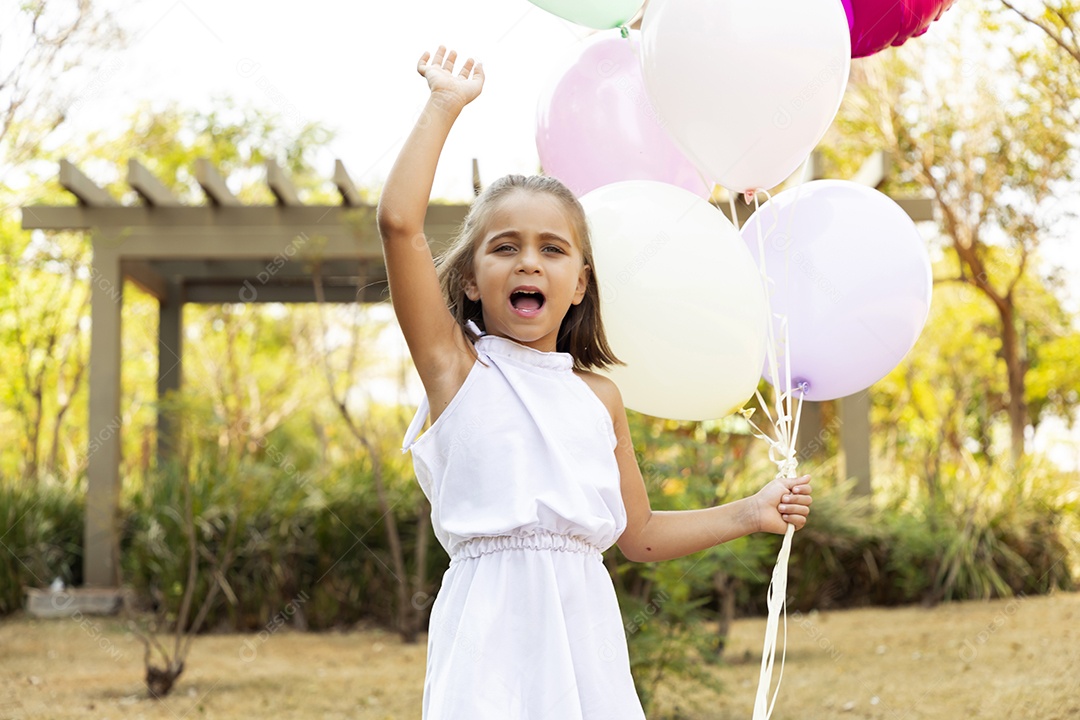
left=48, top=0, right=596, bottom=202
left=11, top=0, right=1079, bottom=467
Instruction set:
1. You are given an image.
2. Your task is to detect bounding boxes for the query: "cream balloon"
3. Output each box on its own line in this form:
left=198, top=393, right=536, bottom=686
left=581, top=181, right=768, bottom=421
left=640, top=0, right=851, bottom=194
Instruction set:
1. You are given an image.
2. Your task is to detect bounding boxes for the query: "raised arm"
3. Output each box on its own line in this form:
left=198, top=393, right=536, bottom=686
left=376, top=46, right=484, bottom=393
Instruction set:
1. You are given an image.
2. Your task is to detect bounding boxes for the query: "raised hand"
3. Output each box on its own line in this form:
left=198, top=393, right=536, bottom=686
left=417, top=46, right=484, bottom=110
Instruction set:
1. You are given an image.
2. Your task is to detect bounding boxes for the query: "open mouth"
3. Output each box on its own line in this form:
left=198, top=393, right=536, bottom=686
left=509, top=289, right=545, bottom=315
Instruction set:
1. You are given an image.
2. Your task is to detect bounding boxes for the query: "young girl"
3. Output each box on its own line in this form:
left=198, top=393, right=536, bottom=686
left=378, top=45, right=813, bottom=720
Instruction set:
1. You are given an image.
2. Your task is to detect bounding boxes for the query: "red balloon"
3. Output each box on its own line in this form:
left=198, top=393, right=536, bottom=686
left=848, top=0, right=955, bottom=58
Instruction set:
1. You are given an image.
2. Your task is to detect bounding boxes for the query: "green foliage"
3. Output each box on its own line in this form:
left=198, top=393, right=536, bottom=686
left=612, top=404, right=1077, bottom=713
left=119, top=395, right=433, bottom=633
left=0, top=475, right=83, bottom=614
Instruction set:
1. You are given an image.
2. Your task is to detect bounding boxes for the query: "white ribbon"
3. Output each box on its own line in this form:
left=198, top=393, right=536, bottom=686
left=735, top=156, right=813, bottom=720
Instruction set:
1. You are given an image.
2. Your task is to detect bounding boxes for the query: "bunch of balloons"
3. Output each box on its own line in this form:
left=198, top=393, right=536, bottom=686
left=529, top=3, right=941, bottom=714
left=529, top=0, right=943, bottom=422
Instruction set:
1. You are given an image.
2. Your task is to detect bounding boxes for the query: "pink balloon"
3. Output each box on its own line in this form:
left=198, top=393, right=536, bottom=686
left=848, top=0, right=955, bottom=58
left=536, top=30, right=710, bottom=199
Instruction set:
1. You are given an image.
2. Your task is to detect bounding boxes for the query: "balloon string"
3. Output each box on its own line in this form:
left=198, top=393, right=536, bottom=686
left=747, top=173, right=812, bottom=719
left=752, top=191, right=787, bottom=447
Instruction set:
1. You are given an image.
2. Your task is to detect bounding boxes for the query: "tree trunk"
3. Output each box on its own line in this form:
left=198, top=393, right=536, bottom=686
left=998, top=302, right=1028, bottom=467
left=712, top=572, right=737, bottom=659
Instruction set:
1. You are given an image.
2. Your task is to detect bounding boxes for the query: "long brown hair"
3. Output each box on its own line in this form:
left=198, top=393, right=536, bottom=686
left=435, top=174, right=623, bottom=372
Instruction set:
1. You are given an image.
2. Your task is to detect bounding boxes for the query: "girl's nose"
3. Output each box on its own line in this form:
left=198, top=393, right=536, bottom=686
left=516, top=247, right=542, bottom=273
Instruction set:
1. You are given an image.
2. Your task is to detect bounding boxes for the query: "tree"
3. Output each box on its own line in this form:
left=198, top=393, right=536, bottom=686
left=0, top=0, right=125, bottom=174
left=0, top=0, right=126, bottom=482
left=824, top=1, right=1079, bottom=466
left=311, top=268, right=433, bottom=644
left=999, top=0, right=1080, bottom=69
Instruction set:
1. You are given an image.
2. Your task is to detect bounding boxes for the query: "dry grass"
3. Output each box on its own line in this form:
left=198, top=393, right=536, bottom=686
left=1, top=592, right=1077, bottom=719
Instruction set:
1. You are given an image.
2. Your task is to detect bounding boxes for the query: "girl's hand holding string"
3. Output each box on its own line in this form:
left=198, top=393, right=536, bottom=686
left=752, top=474, right=813, bottom=534
left=417, top=46, right=484, bottom=112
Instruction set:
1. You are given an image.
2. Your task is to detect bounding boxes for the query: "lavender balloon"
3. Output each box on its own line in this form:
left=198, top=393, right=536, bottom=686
left=536, top=30, right=709, bottom=198
left=741, top=180, right=932, bottom=402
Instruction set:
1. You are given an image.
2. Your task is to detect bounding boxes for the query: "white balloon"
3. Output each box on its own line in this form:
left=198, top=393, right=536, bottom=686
left=581, top=181, right=768, bottom=421
left=640, top=0, right=851, bottom=194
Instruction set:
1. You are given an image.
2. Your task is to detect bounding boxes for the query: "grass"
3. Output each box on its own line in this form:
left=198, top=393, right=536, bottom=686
left=1, top=592, right=1077, bottom=719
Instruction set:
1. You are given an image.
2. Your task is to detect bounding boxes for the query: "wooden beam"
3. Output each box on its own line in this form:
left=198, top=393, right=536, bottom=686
left=127, top=159, right=181, bottom=207
left=806, top=149, right=826, bottom=182
left=852, top=150, right=889, bottom=189
left=59, top=159, right=118, bottom=207
left=146, top=258, right=373, bottom=281
left=895, top=197, right=935, bottom=223
left=183, top=283, right=385, bottom=304
left=333, top=159, right=363, bottom=207
left=714, top=199, right=757, bottom=227
left=195, top=158, right=241, bottom=206
left=121, top=259, right=167, bottom=300
left=266, top=160, right=302, bottom=206
left=18, top=204, right=468, bottom=257
left=19, top=200, right=467, bottom=234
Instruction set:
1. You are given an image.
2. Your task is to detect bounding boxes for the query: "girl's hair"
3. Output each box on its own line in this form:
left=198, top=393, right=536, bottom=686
left=435, top=174, right=623, bottom=372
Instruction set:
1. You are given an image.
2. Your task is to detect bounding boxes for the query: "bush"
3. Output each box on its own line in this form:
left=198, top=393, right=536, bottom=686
left=0, top=475, right=83, bottom=614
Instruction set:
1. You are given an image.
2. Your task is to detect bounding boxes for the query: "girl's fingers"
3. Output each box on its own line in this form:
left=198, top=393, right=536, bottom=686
left=782, top=474, right=811, bottom=491
left=779, top=503, right=809, bottom=517
left=443, top=49, right=457, bottom=70
left=782, top=493, right=812, bottom=506
left=459, top=58, right=474, bottom=77
left=784, top=514, right=807, bottom=529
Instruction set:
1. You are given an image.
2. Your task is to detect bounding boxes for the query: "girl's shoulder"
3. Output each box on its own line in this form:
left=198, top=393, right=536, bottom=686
left=573, top=369, right=622, bottom=422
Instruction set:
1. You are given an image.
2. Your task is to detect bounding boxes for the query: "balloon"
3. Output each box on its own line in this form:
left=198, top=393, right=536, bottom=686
left=741, top=180, right=932, bottom=401
left=581, top=181, right=768, bottom=420
left=840, top=0, right=854, bottom=31
left=528, top=0, right=643, bottom=29
left=536, top=31, right=710, bottom=199
left=848, top=0, right=955, bottom=58
left=640, top=0, right=851, bottom=194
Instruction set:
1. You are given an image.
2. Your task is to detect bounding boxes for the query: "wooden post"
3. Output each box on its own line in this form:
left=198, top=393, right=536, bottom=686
left=157, top=278, right=184, bottom=463
left=839, top=390, right=872, bottom=496
left=86, top=241, right=123, bottom=587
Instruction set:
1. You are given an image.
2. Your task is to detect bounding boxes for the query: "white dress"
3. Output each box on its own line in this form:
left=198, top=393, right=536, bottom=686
left=402, top=321, right=647, bottom=720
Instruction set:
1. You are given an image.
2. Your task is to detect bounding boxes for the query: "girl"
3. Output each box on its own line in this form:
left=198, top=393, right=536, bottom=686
left=378, top=46, right=813, bottom=720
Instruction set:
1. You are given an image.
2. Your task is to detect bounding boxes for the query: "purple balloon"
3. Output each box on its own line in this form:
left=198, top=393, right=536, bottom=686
left=848, top=0, right=955, bottom=58
left=536, top=30, right=710, bottom=199
left=741, top=180, right=932, bottom=401
left=841, top=0, right=854, bottom=31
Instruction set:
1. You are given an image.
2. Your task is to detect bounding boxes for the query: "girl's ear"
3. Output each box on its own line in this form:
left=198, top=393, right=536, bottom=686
left=572, top=264, right=590, bottom=305
left=464, top=275, right=480, bottom=302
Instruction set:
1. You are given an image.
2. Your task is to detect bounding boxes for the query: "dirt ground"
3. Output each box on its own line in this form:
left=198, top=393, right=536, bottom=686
left=1, top=591, right=1077, bottom=720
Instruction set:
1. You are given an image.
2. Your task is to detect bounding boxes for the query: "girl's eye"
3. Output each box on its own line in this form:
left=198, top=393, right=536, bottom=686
left=543, top=246, right=564, bottom=254
left=495, top=244, right=515, bottom=252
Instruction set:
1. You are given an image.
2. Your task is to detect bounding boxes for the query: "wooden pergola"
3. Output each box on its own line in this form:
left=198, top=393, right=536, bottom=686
left=19, top=151, right=931, bottom=595
left=20, top=157, right=472, bottom=589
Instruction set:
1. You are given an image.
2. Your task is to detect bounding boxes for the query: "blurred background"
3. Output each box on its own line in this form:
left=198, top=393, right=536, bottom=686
left=1, top=0, right=1078, bottom=718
